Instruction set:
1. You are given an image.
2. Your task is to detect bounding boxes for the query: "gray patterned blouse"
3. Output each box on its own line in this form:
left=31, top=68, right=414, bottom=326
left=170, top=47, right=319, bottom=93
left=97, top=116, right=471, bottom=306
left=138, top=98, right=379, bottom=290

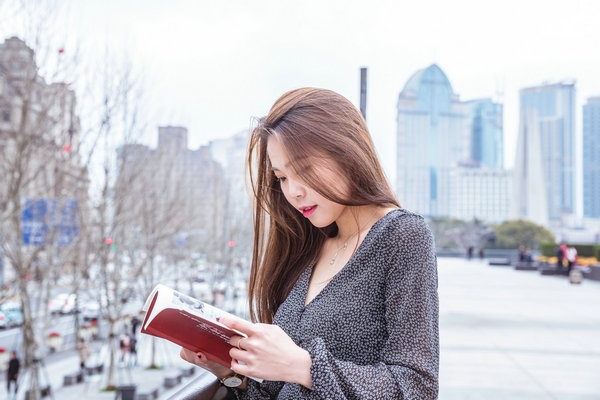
left=233, top=209, right=439, bottom=399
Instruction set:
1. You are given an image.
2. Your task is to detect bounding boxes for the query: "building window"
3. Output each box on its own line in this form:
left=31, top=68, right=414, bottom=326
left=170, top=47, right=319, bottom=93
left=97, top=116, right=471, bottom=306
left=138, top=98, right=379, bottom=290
left=2, top=109, right=9, bottom=122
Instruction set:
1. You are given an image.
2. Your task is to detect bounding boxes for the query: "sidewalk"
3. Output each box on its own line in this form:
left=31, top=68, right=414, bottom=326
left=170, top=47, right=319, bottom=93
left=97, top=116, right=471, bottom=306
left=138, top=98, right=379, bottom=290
left=2, top=332, right=201, bottom=400
left=438, top=257, right=600, bottom=399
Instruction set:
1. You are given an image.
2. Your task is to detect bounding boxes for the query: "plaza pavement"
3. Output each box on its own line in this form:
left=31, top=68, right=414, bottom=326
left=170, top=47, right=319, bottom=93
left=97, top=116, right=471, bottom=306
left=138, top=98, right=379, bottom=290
left=438, top=257, right=600, bottom=399
left=2, top=256, right=599, bottom=399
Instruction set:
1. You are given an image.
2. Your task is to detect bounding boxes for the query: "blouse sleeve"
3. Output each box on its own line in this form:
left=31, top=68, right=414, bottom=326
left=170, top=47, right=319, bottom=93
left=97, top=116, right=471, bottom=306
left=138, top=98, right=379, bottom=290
left=303, top=214, right=439, bottom=399
left=231, top=379, right=283, bottom=400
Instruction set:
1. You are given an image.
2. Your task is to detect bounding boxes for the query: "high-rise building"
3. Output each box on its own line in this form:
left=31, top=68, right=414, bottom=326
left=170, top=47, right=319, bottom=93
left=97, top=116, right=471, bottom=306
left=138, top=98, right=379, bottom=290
left=465, top=99, right=503, bottom=169
left=116, top=127, right=226, bottom=242
left=448, top=165, right=512, bottom=223
left=513, top=82, right=576, bottom=225
left=396, top=64, right=470, bottom=217
left=583, top=97, right=600, bottom=219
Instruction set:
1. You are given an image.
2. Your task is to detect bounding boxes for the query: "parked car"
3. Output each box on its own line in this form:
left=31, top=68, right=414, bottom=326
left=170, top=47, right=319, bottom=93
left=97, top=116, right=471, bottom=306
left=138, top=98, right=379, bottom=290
left=0, top=301, right=24, bottom=328
left=48, top=293, right=77, bottom=314
left=80, top=302, right=100, bottom=322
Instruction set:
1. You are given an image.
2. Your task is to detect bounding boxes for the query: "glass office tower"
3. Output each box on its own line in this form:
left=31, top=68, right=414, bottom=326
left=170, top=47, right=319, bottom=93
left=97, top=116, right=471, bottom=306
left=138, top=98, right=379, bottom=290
left=513, top=82, right=575, bottom=225
left=466, top=99, right=503, bottom=169
left=396, top=64, right=469, bottom=217
left=583, top=97, right=600, bottom=218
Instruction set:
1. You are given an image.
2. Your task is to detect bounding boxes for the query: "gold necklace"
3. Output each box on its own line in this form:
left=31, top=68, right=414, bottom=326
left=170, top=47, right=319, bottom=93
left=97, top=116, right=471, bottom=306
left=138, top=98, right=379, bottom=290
left=329, top=209, right=378, bottom=266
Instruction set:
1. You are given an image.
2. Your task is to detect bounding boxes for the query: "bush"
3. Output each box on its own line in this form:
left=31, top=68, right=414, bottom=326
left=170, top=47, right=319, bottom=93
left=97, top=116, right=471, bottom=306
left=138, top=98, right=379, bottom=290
left=572, top=244, right=597, bottom=257
left=541, top=243, right=600, bottom=258
left=540, top=242, right=556, bottom=257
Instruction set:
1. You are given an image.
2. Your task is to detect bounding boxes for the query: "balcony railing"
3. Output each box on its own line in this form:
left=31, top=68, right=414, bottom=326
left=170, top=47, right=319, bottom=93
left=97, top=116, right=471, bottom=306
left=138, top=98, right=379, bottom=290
left=166, top=370, right=233, bottom=400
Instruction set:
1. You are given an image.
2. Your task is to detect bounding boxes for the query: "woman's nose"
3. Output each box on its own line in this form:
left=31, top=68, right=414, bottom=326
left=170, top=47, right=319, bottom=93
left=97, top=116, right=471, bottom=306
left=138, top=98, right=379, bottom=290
left=288, top=178, right=306, bottom=198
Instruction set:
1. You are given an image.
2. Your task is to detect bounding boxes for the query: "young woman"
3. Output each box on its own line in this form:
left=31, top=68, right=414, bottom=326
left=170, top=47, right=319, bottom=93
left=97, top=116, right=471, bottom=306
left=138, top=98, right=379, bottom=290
left=181, top=88, right=439, bottom=399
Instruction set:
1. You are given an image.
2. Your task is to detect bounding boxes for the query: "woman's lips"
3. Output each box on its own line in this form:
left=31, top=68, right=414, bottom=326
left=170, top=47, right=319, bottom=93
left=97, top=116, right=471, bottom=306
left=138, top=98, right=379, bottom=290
left=301, top=205, right=317, bottom=218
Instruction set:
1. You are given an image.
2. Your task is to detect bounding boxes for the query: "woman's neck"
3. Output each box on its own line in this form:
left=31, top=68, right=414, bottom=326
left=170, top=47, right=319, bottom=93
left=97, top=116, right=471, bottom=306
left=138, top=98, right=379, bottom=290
left=335, top=205, right=383, bottom=240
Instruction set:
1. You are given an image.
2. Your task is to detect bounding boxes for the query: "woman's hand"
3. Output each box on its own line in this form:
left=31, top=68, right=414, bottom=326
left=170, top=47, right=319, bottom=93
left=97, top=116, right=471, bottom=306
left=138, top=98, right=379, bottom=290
left=179, top=348, right=233, bottom=379
left=219, top=316, right=313, bottom=389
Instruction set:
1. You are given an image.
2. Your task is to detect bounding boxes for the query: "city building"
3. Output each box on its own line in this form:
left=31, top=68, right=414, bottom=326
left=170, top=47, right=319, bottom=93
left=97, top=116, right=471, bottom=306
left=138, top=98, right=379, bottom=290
left=513, top=82, right=576, bottom=226
left=465, top=99, right=504, bottom=169
left=396, top=64, right=470, bottom=217
left=583, top=97, right=600, bottom=219
left=116, top=126, right=226, bottom=249
left=0, top=36, right=88, bottom=282
left=396, top=64, right=508, bottom=223
left=209, top=130, right=253, bottom=263
left=448, top=164, right=512, bottom=223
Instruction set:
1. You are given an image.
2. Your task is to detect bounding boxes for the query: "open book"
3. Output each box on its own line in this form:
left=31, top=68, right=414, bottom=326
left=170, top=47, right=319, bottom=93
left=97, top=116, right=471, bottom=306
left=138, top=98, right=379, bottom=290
left=141, top=283, right=244, bottom=368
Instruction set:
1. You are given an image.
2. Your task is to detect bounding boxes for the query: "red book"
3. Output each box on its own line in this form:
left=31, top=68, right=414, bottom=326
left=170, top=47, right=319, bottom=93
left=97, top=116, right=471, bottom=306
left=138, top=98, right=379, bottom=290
left=141, top=284, right=242, bottom=368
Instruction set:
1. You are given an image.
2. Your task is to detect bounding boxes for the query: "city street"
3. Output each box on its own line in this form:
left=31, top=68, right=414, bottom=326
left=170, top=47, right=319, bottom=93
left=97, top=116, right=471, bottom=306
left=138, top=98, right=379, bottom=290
left=1, top=256, right=599, bottom=399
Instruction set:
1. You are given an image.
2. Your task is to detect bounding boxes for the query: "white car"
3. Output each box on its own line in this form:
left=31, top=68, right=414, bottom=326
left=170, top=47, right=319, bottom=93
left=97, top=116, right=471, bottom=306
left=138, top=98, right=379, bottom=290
left=80, top=302, right=101, bottom=321
left=48, top=293, right=77, bottom=314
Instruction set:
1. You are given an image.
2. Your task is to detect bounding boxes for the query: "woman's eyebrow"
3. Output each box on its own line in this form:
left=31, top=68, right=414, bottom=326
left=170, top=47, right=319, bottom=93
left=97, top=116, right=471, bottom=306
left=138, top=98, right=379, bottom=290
left=271, top=156, right=308, bottom=172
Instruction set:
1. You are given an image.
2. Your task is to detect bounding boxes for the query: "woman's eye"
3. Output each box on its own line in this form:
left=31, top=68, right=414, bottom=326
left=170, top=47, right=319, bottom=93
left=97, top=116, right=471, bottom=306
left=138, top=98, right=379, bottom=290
left=276, top=176, right=287, bottom=183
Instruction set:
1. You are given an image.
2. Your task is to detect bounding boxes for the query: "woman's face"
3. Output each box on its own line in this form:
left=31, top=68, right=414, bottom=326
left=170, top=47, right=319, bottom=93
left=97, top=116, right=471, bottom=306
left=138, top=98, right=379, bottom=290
left=267, top=135, right=347, bottom=228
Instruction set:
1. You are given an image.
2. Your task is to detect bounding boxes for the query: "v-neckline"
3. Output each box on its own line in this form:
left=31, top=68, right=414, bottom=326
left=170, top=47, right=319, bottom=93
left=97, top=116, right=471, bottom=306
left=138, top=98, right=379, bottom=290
left=302, top=209, right=396, bottom=308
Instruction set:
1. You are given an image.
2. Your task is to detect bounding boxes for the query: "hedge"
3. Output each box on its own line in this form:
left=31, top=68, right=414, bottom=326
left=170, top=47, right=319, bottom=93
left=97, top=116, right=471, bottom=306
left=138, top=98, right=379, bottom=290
left=542, top=243, right=600, bottom=258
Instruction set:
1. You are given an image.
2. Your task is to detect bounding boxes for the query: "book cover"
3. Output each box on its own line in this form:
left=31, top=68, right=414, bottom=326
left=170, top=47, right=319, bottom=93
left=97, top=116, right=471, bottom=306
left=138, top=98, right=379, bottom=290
left=140, top=284, right=242, bottom=368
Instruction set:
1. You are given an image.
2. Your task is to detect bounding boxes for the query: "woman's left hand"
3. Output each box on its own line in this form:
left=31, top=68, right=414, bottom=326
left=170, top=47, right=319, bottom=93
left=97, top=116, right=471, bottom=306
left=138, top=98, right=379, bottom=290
left=219, top=315, right=313, bottom=389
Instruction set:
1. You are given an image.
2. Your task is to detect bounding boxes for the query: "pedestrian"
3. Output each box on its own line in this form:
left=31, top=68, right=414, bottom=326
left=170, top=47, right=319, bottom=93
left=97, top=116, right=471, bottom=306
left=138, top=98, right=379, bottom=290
left=467, top=246, right=474, bottom=260
left=76, top=337, right=91, bottom=370
left=6, top=351, right=20, bottom=394
left=128, top=335, right=138, bottom=367
left=119, top=333, right=130, bottom=362
left=555, top=242, right=566, bottom=270
left=478, top=247, right=485, bottom=260
left=131, top=316, right=141, bottom=337
left=179, top=88, right=439, bottom=398
left=566, top=245, right=578, bottom=274
left=518, top=244, right=526, bottom=262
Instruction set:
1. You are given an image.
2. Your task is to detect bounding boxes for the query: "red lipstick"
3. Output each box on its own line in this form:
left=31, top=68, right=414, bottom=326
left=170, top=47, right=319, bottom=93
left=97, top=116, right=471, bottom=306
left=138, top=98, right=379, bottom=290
left=300, top=205, right=317, bottom=218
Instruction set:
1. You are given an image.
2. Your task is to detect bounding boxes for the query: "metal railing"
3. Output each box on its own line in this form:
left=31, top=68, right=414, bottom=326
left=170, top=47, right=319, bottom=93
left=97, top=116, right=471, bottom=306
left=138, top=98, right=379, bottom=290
left=167, top=370, right=233, bottom=400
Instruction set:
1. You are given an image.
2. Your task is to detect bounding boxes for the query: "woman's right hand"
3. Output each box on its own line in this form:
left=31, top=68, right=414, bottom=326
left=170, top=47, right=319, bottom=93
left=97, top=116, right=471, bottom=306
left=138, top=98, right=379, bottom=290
left=179, top=348, right=233, bottom=379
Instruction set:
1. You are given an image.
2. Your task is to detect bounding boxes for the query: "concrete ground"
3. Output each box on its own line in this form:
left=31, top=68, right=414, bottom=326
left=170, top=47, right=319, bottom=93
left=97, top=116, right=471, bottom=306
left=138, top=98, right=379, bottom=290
left=438, top=257, right=600, bottom=399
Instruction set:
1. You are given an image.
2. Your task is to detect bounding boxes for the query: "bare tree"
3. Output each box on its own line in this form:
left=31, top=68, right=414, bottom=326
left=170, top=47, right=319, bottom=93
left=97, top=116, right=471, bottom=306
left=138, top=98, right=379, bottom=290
left=0, top=32, right=87, bottom=399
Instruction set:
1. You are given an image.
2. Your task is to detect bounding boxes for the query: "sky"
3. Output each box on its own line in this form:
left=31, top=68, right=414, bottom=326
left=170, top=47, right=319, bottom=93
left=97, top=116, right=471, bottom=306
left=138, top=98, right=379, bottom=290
left=2, top=0, right=599, bottom=211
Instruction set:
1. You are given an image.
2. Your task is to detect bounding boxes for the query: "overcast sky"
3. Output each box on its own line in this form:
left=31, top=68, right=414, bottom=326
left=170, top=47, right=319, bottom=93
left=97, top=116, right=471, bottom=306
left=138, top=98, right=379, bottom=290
left=2, top=0, right=599, bottom=198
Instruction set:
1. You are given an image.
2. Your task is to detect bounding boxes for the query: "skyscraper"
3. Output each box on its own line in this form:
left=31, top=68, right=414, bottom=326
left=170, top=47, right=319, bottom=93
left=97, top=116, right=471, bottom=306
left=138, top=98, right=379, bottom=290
left=396, top=64, right=470, bottom=217
left=513, top=82, right=576, bottom=225
left=465, top=99, right=504, bottom=169
left=583, top=97, right=600, bottom=219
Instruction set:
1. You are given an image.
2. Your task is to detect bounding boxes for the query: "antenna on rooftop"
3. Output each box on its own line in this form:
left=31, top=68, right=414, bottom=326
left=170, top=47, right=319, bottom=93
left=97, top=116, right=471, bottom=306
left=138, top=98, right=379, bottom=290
left=360, top=67, right=367, bottom=120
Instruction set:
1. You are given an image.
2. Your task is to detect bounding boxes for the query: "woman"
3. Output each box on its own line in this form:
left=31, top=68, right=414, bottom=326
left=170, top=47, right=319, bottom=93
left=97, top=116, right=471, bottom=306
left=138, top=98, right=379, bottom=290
left=181, top=88, right=439, bottom=399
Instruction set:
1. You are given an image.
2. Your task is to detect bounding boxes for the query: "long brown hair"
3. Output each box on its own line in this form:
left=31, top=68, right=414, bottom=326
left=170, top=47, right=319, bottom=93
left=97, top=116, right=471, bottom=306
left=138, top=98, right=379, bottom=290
left=247, top=88, right=399, bottom=323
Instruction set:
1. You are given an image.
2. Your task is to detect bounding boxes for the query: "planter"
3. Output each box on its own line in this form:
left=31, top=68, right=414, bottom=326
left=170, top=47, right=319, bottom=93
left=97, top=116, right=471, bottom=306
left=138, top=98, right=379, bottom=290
left=46, top=332, right=63, bottom=351
left=0, top=347, right=9, bottom=367
left=78, top=325, right=93, bottom=341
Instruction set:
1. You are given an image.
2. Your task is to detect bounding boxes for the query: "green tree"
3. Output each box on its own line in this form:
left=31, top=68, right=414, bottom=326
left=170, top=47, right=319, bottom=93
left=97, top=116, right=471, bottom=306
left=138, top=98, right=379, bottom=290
left=493, top=219, right=555, bottom=249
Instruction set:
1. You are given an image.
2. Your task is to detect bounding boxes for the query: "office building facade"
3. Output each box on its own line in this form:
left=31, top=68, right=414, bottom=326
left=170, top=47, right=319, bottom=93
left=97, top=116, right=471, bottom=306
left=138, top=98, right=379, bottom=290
left=513, top=82, right=576, bottom=225
left=448, top=166, right=512, bottom=223
left=396, top=64, right=509, bottom=223
left=583, top=97, right=600, bottom=218
left=396, top=64, right=470, bottom=217
left=466, top=99, right=503, bottom=169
